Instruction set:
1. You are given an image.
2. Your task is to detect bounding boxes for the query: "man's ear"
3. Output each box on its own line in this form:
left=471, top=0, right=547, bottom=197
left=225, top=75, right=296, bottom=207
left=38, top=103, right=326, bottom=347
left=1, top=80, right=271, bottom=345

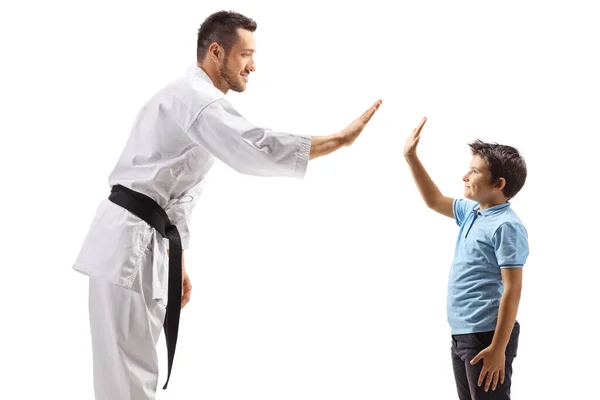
left=208, top=42, right=222, bottom=61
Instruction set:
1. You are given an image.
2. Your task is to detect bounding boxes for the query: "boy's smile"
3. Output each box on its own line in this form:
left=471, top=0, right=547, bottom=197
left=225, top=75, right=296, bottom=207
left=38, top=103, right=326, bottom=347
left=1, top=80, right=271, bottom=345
left=463, top=155, right=506, bottom=210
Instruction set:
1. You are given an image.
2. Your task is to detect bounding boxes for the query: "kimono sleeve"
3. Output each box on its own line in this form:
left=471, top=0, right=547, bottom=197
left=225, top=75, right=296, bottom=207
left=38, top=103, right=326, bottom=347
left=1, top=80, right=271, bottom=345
left=164, top=181, right=205, bottom=250
left=187, top=98, right=312, bottom=179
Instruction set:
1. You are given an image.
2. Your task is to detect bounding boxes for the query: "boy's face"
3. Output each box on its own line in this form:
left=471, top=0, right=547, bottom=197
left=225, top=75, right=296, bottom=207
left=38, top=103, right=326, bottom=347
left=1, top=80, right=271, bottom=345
left=462, top=154, right=504, bottom=204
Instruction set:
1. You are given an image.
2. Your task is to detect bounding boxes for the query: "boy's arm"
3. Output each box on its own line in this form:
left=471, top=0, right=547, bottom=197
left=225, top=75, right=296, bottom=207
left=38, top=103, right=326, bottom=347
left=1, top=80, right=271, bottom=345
left=491, top=268, right=522, bottom=352
left=470, top=268, right=522, bottom=392
left=491, top=223, right=528, bottom=350
left=404, top=117, right=454, bottom=219
left=471, top=222, right=528, bottom=392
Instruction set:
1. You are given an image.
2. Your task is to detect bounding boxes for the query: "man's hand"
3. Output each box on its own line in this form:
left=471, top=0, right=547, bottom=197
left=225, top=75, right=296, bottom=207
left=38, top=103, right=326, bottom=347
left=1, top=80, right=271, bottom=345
left=168, top=248, right=192, bottom=309
left=309, top=99, right=382, bottom=160
left=470, top=345, right=506, bottom=392
left=181, top=266, right=191, bottom=309
left=403, top=116, right=427, bottom=159
left=339, top=99, right=382, bottom=146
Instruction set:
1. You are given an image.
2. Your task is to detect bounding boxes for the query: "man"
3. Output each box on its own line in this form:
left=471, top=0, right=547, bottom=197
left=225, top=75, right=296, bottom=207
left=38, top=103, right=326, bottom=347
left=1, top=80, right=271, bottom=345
left=72, top=10, right=382, bottom=400
left=403, top=117, right=528, bottom=399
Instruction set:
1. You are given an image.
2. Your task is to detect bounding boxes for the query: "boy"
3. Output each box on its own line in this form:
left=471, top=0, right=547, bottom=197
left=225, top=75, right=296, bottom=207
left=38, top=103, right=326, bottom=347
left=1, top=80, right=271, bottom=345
left=403, top=117, right=529, bottom=400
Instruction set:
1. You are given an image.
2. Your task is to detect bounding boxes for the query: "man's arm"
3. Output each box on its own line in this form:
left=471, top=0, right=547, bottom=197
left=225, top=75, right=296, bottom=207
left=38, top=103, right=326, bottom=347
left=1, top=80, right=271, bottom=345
left=164, top=182, right=204, bottom=250
left=188, top=99, right=381, bottom=178
left=309, top=133, right=345, bottom=160
left=404, top=117, right=454, bottom=219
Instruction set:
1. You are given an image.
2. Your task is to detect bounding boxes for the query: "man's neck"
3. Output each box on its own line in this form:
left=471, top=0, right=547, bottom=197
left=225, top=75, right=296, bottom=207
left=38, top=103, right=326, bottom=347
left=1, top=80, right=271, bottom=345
left=197, top=63, right=228, bottom=94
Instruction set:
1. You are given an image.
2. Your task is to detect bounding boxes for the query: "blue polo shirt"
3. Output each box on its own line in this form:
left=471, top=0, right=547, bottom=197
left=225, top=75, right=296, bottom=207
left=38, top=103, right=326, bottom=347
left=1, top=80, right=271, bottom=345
left=448, top=199, right=529, bottom=334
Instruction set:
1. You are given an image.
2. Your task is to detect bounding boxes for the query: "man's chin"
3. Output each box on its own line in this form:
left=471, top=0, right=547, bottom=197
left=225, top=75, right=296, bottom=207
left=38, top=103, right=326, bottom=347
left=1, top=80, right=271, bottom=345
left=229, top=82, right=247, bottom=93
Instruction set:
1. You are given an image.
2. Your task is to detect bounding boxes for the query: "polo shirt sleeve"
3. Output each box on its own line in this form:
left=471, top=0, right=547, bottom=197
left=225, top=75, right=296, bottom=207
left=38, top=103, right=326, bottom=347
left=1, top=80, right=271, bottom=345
left=492, top=222, right=529, bottom=268
left=452, top=198, right=478, bottom=226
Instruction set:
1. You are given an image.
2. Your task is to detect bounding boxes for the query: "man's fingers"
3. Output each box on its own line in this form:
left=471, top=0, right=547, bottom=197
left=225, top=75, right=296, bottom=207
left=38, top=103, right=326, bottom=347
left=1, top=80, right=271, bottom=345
left=181, top=290, right=191, bottom=308
left=363, top=99, right=382, bottom=115
left=362, top=108, right=377, bottom=123
left=359, top=105, right=372, bottom=119
left=360, top=99, right=383, bottom=121
left=500, top=367, right=505, bottom=385
left=181, top=276, right=192, bottom=309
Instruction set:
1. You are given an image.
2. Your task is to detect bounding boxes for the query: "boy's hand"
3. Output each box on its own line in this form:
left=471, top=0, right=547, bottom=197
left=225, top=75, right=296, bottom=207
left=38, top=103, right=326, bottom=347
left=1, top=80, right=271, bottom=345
left=404, top=116, right=427, bottom=158
left=470, top=345, right=506, bottom=392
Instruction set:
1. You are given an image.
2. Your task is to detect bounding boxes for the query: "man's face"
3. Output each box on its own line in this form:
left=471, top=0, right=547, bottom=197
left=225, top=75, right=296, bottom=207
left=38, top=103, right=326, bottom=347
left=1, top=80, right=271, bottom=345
left=219, top=28, right=256, bottom=92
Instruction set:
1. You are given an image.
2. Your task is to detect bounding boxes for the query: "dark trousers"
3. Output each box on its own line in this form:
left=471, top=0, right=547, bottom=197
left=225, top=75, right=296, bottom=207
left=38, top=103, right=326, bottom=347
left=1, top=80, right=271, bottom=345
left=451, top=321, right=520, bottom=400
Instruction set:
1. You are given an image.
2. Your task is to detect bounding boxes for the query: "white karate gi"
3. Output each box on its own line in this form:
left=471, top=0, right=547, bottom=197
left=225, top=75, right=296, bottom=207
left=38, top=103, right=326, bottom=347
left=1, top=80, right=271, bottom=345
left=73, top=65, right=312, bottom=400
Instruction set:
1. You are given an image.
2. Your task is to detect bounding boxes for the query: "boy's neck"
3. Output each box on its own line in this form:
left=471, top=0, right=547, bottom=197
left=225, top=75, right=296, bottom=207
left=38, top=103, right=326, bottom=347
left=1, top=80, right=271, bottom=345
left=478, top=198, right=509, bottom=211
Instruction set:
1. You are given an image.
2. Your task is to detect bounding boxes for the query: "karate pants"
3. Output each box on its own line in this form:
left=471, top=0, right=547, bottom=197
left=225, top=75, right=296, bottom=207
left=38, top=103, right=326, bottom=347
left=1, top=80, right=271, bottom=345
left=88, top=252, right=167, bottom=400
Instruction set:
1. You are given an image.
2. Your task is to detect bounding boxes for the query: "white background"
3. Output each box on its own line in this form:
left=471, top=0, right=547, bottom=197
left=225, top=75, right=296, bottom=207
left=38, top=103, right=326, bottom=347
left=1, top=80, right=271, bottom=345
left=2, top=0, right=599, bottom=399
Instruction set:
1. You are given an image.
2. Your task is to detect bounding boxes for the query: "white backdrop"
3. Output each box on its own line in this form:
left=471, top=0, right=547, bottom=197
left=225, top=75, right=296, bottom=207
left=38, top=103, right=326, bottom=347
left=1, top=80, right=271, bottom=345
left=1, top=0, right=599, bottom=399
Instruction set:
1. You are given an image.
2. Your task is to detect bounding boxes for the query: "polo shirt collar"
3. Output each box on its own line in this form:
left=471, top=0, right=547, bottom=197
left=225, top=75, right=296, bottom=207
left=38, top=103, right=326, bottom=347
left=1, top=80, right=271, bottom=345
left=475, top=202, right=511, bottom=217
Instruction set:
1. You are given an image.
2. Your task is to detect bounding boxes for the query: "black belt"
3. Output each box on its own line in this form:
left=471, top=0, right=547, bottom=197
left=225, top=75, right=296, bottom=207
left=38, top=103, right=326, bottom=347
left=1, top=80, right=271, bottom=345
left=108, top=184, right=182, bottom=390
